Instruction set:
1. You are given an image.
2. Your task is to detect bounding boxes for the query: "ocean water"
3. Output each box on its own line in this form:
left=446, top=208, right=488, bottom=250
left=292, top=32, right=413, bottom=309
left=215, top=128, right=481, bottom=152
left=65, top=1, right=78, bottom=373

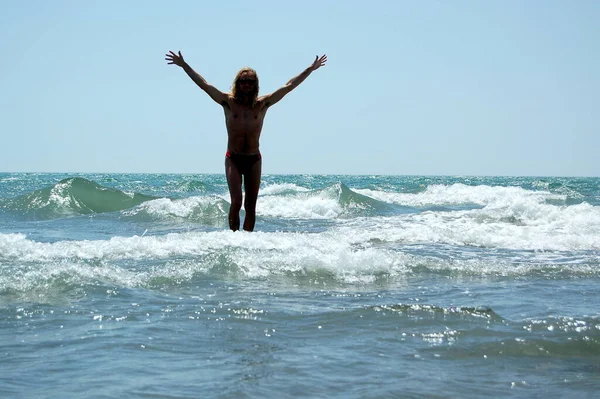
left=1, top=173, right=599, bottom=398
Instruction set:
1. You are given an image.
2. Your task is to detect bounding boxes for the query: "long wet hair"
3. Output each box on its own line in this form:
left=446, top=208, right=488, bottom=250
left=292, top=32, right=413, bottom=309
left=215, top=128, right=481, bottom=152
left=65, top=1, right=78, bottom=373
left=231, top=67, right=259, bottom=105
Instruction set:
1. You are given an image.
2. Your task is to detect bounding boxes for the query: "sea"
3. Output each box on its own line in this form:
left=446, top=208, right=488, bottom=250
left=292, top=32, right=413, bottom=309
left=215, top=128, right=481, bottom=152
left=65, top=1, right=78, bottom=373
left=1, top=173, right=599, bottom=398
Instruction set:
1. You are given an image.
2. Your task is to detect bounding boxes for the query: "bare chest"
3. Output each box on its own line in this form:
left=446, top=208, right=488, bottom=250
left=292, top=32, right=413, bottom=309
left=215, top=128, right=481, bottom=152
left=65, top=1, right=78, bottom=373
left=224, top=103, right=266, bottom=131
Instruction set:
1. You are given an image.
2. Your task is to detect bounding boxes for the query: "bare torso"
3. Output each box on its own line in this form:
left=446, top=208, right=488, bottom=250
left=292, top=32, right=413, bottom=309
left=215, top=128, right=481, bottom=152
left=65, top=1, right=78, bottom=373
left=223, top=96, right=268, bottom=154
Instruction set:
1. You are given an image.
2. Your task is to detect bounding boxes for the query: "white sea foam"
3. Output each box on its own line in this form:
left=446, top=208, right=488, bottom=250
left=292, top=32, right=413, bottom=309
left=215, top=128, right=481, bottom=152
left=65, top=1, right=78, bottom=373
left=1, top=207, right=598, bottom=292
left=2, top=183, right=598, bottom=294
left=0, top=231, right=416, bottom=289
left=257, top=191, right=343, bottom=219
left=119, top=183, right=575, bottom=222
left=125, top=196, right=228, bottom=220
left=0, top=230, right=397, bottom=265
left=260, top=183, right=310, bottom=196
left=0, top=232, right=208, bottom=262
left=336, top=199, right=600, bottom=252
left=122, top=183, right=335, bottom=220
left=34, top=179, right=73, bottom=209
left=355, top=183, right=566, bottom=207
left=0, top=229, right=596, bottom=299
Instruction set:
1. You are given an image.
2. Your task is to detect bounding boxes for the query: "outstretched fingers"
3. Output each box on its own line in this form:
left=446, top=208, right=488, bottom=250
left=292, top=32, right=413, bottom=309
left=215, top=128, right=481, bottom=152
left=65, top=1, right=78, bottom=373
left=165, top=50, right=184, bottom=65
left=313, top=54, right=327, bottom=70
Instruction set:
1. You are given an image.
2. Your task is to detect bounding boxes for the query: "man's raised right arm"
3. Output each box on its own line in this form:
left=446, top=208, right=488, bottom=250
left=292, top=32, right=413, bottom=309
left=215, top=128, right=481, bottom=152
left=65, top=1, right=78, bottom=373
left=165, top=51, right=228, bottom=105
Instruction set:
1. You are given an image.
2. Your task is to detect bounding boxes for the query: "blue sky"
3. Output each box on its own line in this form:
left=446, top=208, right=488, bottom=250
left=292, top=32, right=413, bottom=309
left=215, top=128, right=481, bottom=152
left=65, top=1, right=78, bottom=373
left=1, top=1, right=598, bottom=176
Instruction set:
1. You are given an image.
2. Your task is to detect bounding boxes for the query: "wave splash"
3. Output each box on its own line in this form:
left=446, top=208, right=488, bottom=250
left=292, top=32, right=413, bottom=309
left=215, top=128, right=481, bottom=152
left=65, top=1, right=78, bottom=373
left=258, top=182, right=394, bottom=219
left=0, top=177, right=156, bottom=219
left=123, top=196, right=229, bottom=225
left=1, top=229, right=598, bottom=299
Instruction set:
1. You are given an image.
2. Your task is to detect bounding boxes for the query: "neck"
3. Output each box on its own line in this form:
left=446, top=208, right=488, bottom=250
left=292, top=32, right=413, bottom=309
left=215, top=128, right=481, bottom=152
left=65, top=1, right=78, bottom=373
left=235, top=93, right=255, bottom=106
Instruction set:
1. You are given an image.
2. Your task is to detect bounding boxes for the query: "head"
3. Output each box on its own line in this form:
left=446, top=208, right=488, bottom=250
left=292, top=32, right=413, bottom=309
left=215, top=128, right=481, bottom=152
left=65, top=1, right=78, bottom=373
left=232, top=67, right=259, bottom=104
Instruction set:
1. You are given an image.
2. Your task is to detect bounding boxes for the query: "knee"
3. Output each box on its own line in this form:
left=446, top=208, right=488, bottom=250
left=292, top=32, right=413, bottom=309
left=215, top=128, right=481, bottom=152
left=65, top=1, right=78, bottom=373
left=244, top=198, right=257, bottom=212
left=230, top=196, right=242, bottom=210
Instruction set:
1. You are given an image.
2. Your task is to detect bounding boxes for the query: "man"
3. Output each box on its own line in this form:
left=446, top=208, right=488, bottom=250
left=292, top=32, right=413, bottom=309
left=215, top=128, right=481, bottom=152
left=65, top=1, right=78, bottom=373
left=165, top=50, right=327, bottom=231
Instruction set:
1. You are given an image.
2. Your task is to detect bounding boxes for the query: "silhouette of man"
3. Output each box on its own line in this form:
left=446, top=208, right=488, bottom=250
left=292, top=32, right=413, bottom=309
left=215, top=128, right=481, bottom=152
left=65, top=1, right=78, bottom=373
left=166, top=51, right=327, bottom=231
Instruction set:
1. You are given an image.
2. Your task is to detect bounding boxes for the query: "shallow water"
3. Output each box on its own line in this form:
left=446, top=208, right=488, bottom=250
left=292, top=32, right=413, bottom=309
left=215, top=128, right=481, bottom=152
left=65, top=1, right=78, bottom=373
left=1, top=173, right=599, bottom=398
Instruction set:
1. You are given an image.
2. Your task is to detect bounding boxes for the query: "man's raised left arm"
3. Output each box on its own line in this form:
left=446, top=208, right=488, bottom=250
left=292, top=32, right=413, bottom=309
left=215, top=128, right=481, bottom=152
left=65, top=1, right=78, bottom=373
left=260, top=54, right=327, bottom=108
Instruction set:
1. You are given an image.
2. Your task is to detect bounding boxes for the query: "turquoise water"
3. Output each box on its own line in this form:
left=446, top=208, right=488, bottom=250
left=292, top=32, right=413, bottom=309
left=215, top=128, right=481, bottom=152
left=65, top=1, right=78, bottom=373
left=1, top=173, right=599, bottom=398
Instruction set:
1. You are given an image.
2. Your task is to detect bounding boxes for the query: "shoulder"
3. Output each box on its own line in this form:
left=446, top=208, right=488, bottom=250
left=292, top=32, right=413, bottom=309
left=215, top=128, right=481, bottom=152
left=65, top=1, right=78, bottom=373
left=256, top=95, right=271, bottom=110
left=221, top=95, right=234, bottom=109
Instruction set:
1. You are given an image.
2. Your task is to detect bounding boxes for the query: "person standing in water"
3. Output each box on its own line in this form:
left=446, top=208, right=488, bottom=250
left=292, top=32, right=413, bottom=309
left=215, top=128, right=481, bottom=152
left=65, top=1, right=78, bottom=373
left=165, top=51, right=327, bottom=231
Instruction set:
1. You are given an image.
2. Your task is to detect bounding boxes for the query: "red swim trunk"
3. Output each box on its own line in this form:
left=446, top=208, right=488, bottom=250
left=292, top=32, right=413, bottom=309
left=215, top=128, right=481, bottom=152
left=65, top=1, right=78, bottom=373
left=226, top=150, right=262, bottom=176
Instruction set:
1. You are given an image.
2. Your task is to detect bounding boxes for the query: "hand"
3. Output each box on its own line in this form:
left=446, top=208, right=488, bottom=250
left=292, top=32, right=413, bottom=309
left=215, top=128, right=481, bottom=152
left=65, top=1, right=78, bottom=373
left=311, top=54, right=327, bottom=71
left=165, top=50, right=186, bottom=67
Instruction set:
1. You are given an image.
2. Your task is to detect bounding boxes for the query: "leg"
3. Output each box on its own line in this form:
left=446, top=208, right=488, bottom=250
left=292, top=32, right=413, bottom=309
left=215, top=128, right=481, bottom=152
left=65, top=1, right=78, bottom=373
left=225, top=157, right=242, bottom=231
left=242, top=158, right=262, bottom=232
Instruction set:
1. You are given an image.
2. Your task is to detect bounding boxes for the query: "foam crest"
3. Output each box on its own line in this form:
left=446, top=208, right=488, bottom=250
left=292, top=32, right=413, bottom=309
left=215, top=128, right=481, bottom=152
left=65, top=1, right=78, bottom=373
left=0, top=260, right=142, bottom=299
left=1, top=226, right=597, bottom=294
left=124, top=196, right=229, bottom=222
left=258, top=192, right=342, bottom=219
left=355, top=183, right=566, bottom=207
left=0, top=231, right=404, bottom=268
left=260, top=183, right=310, bottom=196
left=346, top=184, right=600, bottom=251
left=0, top=231, right=416, bottom=293
left=257, top=182, right=388, bottom=219
left=1, top=177, right=155, bottom=218
left=337, top=199, right=600, bottom=251
left=257, top=183, right=345, bottom=219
